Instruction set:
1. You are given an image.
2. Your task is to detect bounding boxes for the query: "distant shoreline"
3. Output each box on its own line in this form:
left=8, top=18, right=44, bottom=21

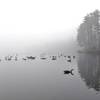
left=78, top=49, right=100, bottom=54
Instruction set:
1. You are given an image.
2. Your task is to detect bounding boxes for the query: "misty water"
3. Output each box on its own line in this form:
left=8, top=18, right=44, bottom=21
left=0, top=50, right=100, bottom=100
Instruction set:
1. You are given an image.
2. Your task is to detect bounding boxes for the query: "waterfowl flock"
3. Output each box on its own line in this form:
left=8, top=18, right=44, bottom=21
left=0, top=53, right=76, bottom=62
left=0, top=53, right=76, bottom=75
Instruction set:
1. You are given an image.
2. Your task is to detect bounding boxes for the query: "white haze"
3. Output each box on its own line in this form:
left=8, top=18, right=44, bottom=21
left=0, top=0, right=100, bottom=53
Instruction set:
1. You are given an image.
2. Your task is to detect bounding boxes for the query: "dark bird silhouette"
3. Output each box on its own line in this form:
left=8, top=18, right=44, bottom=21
left=5, top=56, right=13, bottom=61
left=27, top=56, right=36, bottom=60
left=40, top=57, right=47, bottom=60
left=22, top=58, right=27, bottom=61
left=73, top=56, right=75, bottom=59
left=52, top=56, right=57, bottom=60
left=68, top=56, right=71, bottom=58
left=64, top=69, right=74, bottom=75
left=67, top=59, right=71, bottom=62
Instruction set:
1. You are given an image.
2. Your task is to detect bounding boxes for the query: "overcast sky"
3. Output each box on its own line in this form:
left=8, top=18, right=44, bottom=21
left=0, top=0, right=99, bottom=48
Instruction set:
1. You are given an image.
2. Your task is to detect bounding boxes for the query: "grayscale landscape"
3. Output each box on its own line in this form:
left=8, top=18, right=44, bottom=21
left=0, top=0, right=100, bottom=100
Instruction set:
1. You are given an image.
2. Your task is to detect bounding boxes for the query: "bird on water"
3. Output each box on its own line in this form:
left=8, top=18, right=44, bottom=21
left=64, top=69, right=74, bottom=75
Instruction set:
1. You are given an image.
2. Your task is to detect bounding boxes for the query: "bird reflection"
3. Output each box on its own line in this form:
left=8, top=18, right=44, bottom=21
left=77, top=53, right=100, bottom=92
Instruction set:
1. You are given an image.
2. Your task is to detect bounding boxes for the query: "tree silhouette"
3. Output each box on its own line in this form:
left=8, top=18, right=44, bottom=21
left=77, top=10, right=100, bottom=50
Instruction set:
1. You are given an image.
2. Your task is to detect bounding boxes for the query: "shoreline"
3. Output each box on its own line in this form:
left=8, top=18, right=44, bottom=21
left=78, top=49, right=100, bottom=54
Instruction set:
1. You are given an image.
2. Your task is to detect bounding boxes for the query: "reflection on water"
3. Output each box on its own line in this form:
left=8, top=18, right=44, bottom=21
left=1, top=52, right=100, bottom=100
left=77, top=53, right=100, bottom=92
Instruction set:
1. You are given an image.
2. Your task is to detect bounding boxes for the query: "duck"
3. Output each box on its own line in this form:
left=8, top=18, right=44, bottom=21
left=52, top=56, right=57, bottom=60
left=40, top=57, right=47, bottom=60
left=27, top=56, right=36, bottom=60
left=67, top=59, right=71, bottom=62
left=73, top=56, right=75, bottom=59
left=64, top=69, right=74, bottom=75
left=22, top=58, right=27, bottom=61
left=67, top=56, right=71, bottom=58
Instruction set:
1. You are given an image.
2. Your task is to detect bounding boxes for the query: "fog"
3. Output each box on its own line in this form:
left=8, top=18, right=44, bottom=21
left=0, top=0, right=100, bottom=52
left=0, top=0, right=100, bottom=54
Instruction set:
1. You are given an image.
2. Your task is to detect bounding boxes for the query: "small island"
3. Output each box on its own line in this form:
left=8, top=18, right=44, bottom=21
left=77, top=10, right=100, bottom=53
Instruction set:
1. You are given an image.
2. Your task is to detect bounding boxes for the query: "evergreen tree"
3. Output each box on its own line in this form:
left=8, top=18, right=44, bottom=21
left=77, top=10, right=100, bottom=50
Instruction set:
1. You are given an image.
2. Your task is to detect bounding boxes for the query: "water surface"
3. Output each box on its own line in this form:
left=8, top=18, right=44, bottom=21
left=0, top=52, right=100, bottom=100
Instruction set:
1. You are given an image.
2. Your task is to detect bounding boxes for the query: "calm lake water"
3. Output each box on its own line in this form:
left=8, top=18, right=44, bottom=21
left=0, top=52, right=100, bottom=100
